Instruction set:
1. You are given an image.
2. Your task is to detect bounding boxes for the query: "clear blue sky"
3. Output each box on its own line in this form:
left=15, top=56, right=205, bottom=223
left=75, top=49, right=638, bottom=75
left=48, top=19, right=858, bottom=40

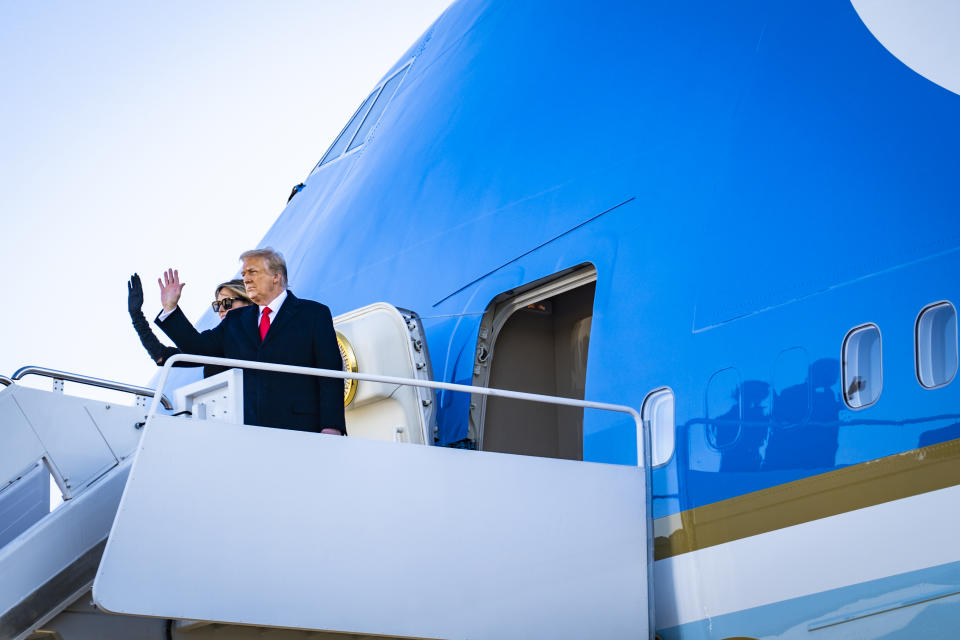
left=5, top=0, right=952, bottom=399
left=0, top=1, right=451, bottom=393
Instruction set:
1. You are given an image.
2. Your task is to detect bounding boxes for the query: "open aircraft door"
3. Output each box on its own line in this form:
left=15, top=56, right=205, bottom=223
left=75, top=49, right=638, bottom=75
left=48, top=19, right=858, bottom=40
left=334, top=303, right=437, bottom=444
left=92, top=302, right=654, bottom=639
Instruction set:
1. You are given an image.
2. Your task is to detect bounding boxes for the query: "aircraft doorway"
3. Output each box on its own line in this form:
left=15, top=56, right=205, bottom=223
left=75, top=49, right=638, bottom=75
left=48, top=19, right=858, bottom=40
left=471, top=265, right=597, bottom=460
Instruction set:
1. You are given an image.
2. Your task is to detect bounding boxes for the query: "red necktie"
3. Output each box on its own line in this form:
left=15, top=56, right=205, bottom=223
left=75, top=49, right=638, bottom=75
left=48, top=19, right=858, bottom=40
left=259, top=307, right=272, bottom=341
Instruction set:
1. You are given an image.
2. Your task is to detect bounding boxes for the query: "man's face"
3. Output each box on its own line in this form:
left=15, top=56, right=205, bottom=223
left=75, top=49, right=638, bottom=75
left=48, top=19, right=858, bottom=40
left=241, top=257, right=282, bottom=305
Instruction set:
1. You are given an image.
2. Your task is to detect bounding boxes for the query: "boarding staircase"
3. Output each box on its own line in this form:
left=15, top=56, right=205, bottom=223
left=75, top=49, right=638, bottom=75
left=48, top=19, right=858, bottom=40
left=0, top=304, right=653, bottom=640
left=0, top=369, right=172, bottom=640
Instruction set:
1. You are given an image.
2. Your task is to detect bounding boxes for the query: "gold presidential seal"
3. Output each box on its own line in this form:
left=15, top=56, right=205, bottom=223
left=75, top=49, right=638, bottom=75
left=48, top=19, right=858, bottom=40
left=336, top=331, right=359, bottom=407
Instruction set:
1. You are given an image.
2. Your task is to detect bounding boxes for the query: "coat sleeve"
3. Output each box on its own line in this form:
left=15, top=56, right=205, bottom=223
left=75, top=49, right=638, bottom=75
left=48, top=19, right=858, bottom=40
left=313, top=305, right=347, bottom=434
left=154, top=307, right=226, bottom=358
left=132, top=306, right=181, bottom=365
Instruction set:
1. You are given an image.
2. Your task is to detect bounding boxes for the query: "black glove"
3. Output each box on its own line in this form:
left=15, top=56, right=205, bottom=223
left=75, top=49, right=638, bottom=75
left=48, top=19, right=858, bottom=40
left=127, top=272, right=178, bottom=365
left=127, top=273, right=144, bottom=315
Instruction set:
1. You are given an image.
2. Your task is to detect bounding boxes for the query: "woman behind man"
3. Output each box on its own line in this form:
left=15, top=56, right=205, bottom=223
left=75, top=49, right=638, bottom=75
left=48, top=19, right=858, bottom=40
left=127, top=273, right=251, bottom=377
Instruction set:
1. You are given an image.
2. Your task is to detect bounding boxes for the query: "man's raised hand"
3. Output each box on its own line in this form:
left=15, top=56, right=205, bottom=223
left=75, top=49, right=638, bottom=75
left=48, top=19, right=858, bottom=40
left=158, top=268, right=185, bottom=312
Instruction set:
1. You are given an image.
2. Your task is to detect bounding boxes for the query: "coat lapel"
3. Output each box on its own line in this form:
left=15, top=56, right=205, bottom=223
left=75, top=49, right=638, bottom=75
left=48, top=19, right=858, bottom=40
left=241, top=304, right=261, bottom=346
left=261, top=291, right=302, bottom=347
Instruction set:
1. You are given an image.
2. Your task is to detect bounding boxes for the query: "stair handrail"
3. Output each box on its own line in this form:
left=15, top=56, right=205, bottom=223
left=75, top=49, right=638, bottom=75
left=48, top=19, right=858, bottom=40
left=0, top=374, right=11, bottom=387
left=11, top=365, right=173, bottom=410
left=148, top=353, right=645, bottom=446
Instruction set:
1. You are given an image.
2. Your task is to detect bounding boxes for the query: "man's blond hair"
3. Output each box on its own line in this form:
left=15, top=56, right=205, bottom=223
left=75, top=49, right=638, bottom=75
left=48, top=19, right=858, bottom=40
left=240, top=247, right=288, bottom=288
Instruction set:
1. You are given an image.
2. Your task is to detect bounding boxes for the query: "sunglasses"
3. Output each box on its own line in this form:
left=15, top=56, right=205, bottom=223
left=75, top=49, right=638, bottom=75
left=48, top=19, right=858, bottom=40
left=211, top=297, right=247, bottom=312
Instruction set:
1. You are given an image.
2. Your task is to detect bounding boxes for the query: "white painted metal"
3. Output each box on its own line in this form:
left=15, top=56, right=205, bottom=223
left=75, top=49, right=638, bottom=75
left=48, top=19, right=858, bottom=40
left=396, top=308, right=439, bottom=441
left=94, top=415, right=651, bottom=639
left=0, top=385, right=156, bottom=639
left=0, top=387, right=147, bottom=495
left=82, top=404, right=147, bottom=464
left=0, top=460, right=131, bottom=630
left=0, top=391, right=46, bottom=491
left=334, top=302, right=435, bottom=443
left=10, top=388, right=118, bottom=498
left=851, top=0, right=960, bottom=97
left=173, top=368, right=244, bottom=423
left=89, top=354, right=651, bottom=637
left=641, top=387, right=675, bottom=468
left=0, top=463, right=47, bottom=549
left=653, top=483, right=960, bottom=629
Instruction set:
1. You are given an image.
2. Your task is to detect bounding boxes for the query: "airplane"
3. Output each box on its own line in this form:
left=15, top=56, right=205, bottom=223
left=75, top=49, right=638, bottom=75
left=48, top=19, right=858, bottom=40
left=2, top=0, right=959, bottom=638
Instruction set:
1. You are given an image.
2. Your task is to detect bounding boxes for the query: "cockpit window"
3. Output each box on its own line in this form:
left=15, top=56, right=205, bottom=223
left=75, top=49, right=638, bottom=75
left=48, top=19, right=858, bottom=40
left=316, top=90, right=378, bottom=168
left=312, top=63, right=411, bottom=172
left=347, top=66, right=408, bottom=152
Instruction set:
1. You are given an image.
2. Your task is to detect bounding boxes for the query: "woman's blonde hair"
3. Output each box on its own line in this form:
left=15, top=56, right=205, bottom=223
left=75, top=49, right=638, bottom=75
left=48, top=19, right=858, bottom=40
left=215, top=278, right=251, bottom=302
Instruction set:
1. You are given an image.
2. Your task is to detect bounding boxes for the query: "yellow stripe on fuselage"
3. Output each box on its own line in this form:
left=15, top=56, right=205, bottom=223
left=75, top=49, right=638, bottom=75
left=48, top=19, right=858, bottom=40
left=654, top=437, right=960, bottom=560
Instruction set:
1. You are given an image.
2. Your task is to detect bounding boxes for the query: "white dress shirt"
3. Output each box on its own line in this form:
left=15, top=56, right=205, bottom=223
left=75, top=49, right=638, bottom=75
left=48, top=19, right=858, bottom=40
left=258, top=289, right=288, bottom=327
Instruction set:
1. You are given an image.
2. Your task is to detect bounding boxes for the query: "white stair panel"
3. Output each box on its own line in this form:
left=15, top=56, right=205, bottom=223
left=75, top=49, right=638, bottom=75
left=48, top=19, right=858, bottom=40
left=94, top=416, right=651, bottom=639
left=0, top=391, right=45, bottom=490
left=12, top=388, right=118, bottom=496
left=0, top=464, right=47, bottom=549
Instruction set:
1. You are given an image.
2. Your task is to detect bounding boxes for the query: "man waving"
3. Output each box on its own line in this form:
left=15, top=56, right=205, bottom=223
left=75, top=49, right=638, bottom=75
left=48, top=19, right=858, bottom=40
left=156, top=248, right=346, bottom=435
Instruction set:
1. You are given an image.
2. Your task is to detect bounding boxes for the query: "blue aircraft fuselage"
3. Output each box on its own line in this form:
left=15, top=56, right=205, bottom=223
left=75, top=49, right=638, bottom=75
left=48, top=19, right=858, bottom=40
left=191, top=1, right=960, bottom=637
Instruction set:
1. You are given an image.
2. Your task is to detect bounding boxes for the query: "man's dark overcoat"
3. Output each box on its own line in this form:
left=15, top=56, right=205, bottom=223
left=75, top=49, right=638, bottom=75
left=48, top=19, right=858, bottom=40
left=156, top=292, right=346, bottom=433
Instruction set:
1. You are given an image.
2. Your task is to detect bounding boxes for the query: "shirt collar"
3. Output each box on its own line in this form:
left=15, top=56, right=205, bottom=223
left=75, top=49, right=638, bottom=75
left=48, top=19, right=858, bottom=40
left=259, top=289, right=288, bottom=315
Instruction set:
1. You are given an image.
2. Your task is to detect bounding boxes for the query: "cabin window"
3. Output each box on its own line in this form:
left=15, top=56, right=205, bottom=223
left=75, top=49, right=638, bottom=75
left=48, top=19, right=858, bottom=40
left=842, top=324, right=882, bottom=409
left=916, top=301, right=958, bottom=389
left=642, top=388, right=674, bottom=467
left=313, top=63, right=411, bottom=170
left=706, top=367, right=742, bottom=449
left=470, top=265, right=596, bottom=460
left=773, top=347, right=810, bottom=424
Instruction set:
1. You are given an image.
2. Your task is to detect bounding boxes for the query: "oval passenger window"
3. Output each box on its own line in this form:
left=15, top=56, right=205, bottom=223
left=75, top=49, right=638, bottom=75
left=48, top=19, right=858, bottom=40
left=842, top=324, right=883, bottom=409
left=642, top=388, right=675, bottom=467
left=916, top=301, right=958, bottom=389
